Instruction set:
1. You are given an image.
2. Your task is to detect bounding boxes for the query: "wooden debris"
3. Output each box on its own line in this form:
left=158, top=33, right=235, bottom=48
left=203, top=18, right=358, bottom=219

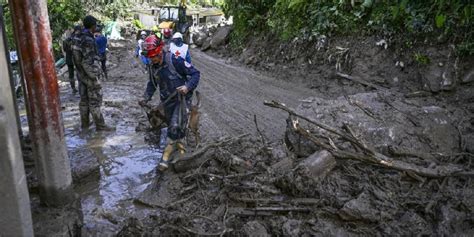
left=171, top=134, right=249, bottom=172
left=264, top=100, right=474, bottom=178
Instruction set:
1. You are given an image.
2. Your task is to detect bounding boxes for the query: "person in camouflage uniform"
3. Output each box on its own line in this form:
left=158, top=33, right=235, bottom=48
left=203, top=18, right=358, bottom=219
left=72, top=15, right=114, bottom=131
left=62, top=25, right=81, bottom=93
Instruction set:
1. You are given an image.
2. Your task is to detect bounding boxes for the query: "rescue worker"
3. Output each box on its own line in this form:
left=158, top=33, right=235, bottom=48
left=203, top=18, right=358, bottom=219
left=170, top=32, right=191, bottom=63
left=135, top=31, right=150, bottom=67
left=139, top=35, right=200, bottom=170
left=95, top=26, right=108, bottom=80
left=72, top=15, right=114, bottom=131
left=62, top=25, right=82, bottom=93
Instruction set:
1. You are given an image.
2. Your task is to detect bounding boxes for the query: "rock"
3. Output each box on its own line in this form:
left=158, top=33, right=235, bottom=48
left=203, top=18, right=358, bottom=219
left=201, top=38, right=212, bottom=51
left=339, top=191, right=380, bottom=222
left=242, top=221, right=269, bottom=237
left=192, top=31, right=208, bottom=47
left=69, top=149, right=100, bottom=182
left=296, top=150, right=336, bottom=180
left=461, top=68, right=474, bottom=84
left=440, top=67, right=456, bottom=91
left=420, top=65, right=442, bottom=92
left=282, top=219, right=302, bottom=236
left=210, top=26, right=232, bottom=49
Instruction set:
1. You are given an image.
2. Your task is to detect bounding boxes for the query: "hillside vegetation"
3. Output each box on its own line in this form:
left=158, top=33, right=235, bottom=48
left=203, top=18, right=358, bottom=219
left=224, top=0, right=473, bottom=56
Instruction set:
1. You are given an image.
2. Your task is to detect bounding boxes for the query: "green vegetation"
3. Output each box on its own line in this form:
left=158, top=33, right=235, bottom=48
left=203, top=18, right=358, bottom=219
left=47, top=0, right=86, bottom=57
left=223, top=0, right=473, bottom=55
left=414, top=53, right=430, bottom=65
left=3, top=1, right=85, bottom=58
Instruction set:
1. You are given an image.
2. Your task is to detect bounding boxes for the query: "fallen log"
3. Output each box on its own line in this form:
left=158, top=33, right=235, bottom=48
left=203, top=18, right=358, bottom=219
left=171, top=134, right=249, bottom=172
left=264, top=100, right=474, bottom=178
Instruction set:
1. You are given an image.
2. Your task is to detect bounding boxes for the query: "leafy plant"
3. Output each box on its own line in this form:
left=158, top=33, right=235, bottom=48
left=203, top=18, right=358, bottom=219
left=414, top=53, right=430, bottom=65
left=132, top=19, right=145, bottom=29
left=223, top=0, right=473, bottom=56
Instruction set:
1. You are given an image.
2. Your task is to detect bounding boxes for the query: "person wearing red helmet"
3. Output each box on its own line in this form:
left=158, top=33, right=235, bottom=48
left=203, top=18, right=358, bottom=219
left=140, top=35, right=200, bottom=171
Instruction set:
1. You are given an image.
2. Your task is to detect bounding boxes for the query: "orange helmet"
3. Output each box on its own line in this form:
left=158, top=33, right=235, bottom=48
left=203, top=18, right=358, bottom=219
left=143, top=35, right=163, bottom=58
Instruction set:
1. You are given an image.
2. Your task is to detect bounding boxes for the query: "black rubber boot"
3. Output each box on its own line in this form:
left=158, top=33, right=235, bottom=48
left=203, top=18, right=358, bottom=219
left=79, top=106, right=90, bottom=130
left=71, top=80, right=78, bottom=94
left=91, top=107, right=115, bottom=131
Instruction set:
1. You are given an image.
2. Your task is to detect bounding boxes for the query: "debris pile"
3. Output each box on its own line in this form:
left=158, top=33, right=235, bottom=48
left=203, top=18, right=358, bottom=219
left=119, top=92, right=474, bottom=236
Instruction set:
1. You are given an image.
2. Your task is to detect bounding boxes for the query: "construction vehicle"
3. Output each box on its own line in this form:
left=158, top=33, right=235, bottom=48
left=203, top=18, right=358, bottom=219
left=157, top=0, right=190, bottom=42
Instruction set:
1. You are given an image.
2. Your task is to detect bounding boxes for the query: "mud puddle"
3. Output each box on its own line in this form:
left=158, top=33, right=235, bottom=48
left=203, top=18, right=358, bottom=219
left=19, top=38, right=169, bottom=235
left=71, top=128, right=163, bottom=234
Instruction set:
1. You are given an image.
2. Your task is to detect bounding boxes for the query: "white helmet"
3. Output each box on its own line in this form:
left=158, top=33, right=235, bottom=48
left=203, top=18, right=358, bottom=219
left=140, top=31, right=147, bottom=35
left=172, top=32, right=183, bottom=39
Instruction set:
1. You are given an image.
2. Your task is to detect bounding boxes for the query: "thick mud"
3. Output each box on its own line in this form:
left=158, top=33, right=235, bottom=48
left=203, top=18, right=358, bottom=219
left=21, top=35, right=474, bottom=235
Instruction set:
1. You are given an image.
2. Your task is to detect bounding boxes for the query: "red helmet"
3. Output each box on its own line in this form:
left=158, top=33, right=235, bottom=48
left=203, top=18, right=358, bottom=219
left=143, top=35, right=163, bottom=58
left=163, top=28, right=172, bottom=38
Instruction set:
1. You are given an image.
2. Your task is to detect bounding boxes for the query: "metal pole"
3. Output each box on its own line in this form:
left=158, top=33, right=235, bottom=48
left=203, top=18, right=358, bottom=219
left=8, top=0, right=73, bottom=206
left=0, top=6, right=34, bottom=236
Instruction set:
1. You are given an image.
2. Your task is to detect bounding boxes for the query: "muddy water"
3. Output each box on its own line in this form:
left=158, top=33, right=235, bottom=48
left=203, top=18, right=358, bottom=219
left=72, top=128, right=164, bottom=233
left=47, top=40, right=165, bottom=234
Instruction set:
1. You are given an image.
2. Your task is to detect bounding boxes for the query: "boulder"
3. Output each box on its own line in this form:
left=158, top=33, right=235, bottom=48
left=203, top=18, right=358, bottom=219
left=192, top=31, right=208, bottom=47
left=210, top=26, right=232, bottom=49
left=201, top=38, right=212, bottom=51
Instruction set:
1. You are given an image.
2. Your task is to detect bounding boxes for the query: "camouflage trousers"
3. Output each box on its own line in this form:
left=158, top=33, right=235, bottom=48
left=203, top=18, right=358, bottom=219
left=79, top=75, right=103, bottom=110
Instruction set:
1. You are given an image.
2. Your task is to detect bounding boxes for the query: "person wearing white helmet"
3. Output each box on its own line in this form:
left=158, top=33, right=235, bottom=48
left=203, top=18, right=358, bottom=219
left=135, top=30, right=150, bottom=67
left=170, top=32, right=191, bottom=63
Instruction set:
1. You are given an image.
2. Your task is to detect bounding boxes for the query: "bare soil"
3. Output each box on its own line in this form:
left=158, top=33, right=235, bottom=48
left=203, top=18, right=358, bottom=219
left=23, top=35, right=474, bottom=236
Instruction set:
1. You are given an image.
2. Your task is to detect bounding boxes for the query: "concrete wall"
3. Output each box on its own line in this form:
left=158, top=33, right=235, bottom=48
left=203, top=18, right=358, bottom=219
left=0, top=8, right=34, bottom=236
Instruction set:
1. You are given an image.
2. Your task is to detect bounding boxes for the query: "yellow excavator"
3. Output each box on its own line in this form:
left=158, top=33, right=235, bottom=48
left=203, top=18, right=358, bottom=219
left=157, top=0, right=190, bottom=42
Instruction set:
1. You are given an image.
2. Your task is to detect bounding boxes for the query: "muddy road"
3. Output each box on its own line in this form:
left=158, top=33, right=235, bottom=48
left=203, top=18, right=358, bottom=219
left=26, top=37, right=473, bottom=235
left=192, top=50, right=314, bottom=141
left=29, top=39, right=314, bottom=235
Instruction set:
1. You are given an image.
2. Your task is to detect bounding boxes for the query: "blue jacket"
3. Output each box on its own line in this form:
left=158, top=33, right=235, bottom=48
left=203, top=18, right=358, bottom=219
left=95, top=34, right=107, bottom=55
left=145, top=52, right=200, bottom=101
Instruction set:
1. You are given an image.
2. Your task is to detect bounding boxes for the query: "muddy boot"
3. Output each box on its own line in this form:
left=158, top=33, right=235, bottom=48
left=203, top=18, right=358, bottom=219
left=79, top=106, right=90, bottom=130
left=71, top=80, right=78, bottom=94
left=159, top=142, right=175, bottom=171
left=91, top=107, right=115, bottom=131
left=176, top=141, right=186, bottom=157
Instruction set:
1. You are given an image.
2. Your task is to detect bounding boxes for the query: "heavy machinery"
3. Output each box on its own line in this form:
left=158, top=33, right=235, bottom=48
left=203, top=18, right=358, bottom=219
left=157, top=0, right=190, bottom=42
